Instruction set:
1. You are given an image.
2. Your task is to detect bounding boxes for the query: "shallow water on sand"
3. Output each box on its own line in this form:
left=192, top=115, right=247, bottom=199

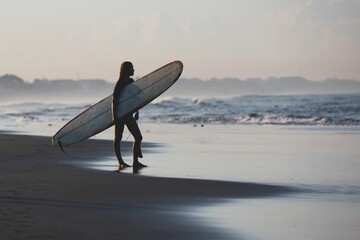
left=110, top=124, right=360, bottom=186
left=191, top=196, right=360, bottom=240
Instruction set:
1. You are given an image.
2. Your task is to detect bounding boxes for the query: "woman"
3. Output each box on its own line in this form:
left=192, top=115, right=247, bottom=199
left=113, top=61, right=146, bottom=170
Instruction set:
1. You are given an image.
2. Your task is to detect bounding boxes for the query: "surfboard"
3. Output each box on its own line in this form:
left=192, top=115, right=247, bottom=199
left=52, top=60, right=183, bottom=147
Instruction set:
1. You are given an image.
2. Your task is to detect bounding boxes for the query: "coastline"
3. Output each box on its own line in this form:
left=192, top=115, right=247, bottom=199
left=0, top=133, right=294, bottom=240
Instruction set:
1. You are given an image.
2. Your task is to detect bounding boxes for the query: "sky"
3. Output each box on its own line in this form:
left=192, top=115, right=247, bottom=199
left=1, top=0, right=360, bottom=82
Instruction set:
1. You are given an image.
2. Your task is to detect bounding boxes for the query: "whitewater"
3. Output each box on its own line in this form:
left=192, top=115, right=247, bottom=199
left=0, top=94, right=359, bottom=127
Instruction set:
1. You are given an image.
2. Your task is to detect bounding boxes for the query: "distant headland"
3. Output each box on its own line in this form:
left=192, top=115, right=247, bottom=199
left=1, top=74, right=359, bottom=103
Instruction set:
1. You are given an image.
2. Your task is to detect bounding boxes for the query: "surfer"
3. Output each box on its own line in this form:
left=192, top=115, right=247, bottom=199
left=113, top=61, right=147, bottom=171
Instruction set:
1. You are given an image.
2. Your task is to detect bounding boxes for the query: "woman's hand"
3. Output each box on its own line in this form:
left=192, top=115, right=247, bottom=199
left=134, top=111, right=139, bottom=121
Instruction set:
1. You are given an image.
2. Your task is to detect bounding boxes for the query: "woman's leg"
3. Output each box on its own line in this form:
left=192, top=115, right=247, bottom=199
left=124, top=117, right=146, bottom=168
left=114, top=120, right=130, bottom=168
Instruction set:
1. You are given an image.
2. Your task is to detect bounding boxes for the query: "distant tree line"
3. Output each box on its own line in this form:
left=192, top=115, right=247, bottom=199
left=1, top=74, right=359, bottom=103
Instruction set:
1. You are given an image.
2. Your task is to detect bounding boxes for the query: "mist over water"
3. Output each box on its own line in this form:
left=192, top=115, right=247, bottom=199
left=1, top=74, right=360, bottom=103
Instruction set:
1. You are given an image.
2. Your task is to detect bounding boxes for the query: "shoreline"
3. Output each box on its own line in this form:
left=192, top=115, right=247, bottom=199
left=0, top=133, right=295, bottom=240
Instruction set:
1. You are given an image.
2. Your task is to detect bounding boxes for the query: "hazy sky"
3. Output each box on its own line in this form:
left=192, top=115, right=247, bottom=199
left=1, top=0, right=359, bottom=82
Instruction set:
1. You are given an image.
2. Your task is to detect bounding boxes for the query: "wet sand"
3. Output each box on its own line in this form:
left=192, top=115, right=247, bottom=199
left=0, top=133, right=293, bottom=240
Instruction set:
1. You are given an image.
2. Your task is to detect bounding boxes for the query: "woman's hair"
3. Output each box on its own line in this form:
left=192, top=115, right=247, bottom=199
left=120, top=61, right=133, bottom=77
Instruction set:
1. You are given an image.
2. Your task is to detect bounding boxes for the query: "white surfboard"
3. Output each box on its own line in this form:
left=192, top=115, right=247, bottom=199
left=52, top=60, right=183, bottom=147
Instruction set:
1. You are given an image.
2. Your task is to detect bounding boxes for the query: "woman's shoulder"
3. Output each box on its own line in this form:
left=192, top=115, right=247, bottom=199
left=114, top=77, right=134, bottom=94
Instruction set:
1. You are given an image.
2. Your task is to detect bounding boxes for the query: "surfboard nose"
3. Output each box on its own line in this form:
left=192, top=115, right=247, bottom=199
left=173, top=60, right=183, bottom=80
left=174, top=60, right=183, bottom=67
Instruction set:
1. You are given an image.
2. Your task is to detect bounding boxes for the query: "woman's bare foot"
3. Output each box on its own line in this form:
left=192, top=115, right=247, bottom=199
left=132, top=161, right=147, bottom=173
left=118, top=161, right=131, bottom=170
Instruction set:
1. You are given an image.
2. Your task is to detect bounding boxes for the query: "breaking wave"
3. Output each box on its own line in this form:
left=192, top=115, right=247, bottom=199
left=0, top=94, right=359, bottom=126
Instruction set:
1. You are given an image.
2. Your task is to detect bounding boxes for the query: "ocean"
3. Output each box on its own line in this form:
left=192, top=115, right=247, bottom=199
left=1, top=93, right=359, bottom=128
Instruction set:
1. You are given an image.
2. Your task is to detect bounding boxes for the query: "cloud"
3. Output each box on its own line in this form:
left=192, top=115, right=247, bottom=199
left=275, top=0, right=360, bottom=46
left=88, top=14, right=183, bottom=50
left=140, top=14, right=161, bottom=44
left=280, top=0, right=360, bottom=33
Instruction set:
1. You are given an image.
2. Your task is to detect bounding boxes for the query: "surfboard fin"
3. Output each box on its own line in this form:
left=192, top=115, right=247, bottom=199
left=58, top=141, right=66, bottom=154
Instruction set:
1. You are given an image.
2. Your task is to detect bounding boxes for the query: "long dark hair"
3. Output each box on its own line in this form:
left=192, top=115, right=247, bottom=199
left=119, top=61, right=133, bottom=79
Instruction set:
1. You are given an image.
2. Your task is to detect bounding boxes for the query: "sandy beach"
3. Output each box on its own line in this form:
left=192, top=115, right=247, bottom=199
left=0, top=130, right=294, bottom=240
left=1, top=124, right=360, bottom=240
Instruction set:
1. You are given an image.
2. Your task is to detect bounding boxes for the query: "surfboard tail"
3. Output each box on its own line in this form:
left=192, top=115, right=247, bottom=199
left=52, top=137, right=57, bottom=146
